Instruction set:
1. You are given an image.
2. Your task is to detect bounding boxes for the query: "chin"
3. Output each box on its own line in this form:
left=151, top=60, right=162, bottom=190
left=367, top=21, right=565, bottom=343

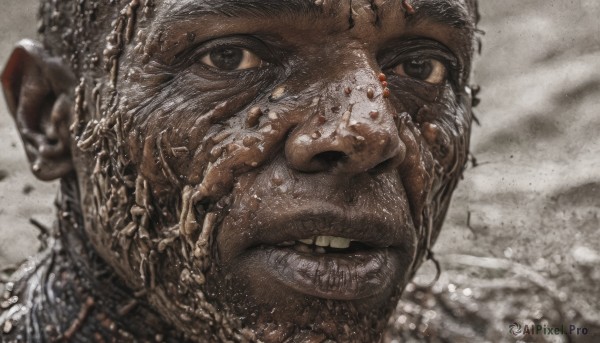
left=195, top=237, right=416, bottom=342
left=207, top=268, right=405, bottom=342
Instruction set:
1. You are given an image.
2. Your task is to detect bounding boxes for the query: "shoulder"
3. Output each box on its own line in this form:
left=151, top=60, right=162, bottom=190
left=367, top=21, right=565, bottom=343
left=1, top=247, right=54, bottom=342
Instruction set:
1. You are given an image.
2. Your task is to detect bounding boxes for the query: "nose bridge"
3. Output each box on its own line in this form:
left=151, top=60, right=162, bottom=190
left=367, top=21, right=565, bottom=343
left=285, top=54, right=405, bottom=174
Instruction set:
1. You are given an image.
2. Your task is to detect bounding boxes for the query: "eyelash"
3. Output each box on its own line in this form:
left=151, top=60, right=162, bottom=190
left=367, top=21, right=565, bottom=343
left=378, top=39, right=461, bottom=86
left=390, top=52, right=456, bottom=75
left=174, top=37, right=276, bottom=73
left=175, top=36, right=460, bottom=88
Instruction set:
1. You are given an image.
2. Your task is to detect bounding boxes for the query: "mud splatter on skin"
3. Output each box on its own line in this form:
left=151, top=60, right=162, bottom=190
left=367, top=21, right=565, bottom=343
left=402, top=0, right=416, bottom=15
left=1, top=0, right=479, bottom=342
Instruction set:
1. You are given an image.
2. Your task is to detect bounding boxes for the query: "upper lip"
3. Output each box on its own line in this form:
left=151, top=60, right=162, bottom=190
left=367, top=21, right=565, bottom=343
left=218, top=201, right=415, bottom=263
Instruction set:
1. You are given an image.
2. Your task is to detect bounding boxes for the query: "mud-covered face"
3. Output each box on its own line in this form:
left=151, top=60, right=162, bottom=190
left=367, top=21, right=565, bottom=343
left=72, top=0, right=475, bottom=341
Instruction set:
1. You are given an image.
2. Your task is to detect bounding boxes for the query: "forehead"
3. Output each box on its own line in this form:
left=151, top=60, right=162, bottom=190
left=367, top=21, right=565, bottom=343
left=118, top=0, right=476, bottom=88
left=142, top=0, right=475, bottom=59
left=156, top=0, right=475, bottom=28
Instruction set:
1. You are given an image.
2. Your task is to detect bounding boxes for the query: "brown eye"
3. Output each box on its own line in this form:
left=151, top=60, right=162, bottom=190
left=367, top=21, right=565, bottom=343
left=200, top=47, right=264, bottom=71
left=393, top=59, right=446, bottom=84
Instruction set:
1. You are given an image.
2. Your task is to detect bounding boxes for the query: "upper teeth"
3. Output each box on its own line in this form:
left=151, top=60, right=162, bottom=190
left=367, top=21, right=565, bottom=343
left=297, top=236, right=352, bottom=249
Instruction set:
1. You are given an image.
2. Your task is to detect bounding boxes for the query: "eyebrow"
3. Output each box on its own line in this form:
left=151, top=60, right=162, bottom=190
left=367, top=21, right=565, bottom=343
left=408, top=0, right=476, bottom=30
left=167, top=0, right=320, bottom=20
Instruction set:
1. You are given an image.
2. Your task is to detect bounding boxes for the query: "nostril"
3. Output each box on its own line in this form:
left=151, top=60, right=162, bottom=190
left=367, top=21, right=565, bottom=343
left=369, top=157, right=396, bottom=175
left=311, top=151, right=348, bottom=170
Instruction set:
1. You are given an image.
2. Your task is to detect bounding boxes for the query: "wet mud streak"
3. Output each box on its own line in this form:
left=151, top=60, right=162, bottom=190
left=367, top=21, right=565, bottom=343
left=348, top=0, right=382, bottom=29
left=369, top=0, right=382, bottom=27
left=402, top=0, right=416, bottom=15
left=104, top=0, right=141, bottom=88
left=348, top=0, right=355, bottom=29
left=66, top=1, right=252, bottom=340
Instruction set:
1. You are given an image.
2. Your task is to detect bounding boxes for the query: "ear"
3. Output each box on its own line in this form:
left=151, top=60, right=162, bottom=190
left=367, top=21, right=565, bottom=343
left=2, top=39, right=76, bottom=181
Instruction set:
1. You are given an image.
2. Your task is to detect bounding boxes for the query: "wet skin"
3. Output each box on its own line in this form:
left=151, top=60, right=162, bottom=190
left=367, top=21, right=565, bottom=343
left=3, top=0, right=476, bottom=341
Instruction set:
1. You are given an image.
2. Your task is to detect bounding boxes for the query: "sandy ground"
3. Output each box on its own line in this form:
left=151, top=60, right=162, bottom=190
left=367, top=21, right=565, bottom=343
left=1, top=0, right=599, bottom=341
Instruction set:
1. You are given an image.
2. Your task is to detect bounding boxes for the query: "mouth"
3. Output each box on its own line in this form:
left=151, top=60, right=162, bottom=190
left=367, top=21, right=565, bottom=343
left=274, top=235, right=380, bottom=253
left=221, top=208, right=415, bottom=301
left=254, top=235, right=399, bottom=300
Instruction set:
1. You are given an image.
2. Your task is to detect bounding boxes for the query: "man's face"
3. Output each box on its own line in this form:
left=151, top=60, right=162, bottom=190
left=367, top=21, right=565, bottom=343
left=71, top=0, right=475, bottom=340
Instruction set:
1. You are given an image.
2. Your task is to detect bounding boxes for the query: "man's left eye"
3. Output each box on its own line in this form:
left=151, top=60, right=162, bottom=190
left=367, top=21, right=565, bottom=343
left=392, top=58, right=447, bottom=85
left=200, top=47, right=265, bottom=71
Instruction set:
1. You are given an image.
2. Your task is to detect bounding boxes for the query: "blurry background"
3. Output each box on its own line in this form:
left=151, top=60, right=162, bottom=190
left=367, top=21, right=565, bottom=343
left=1, top=1, right=599, bottom=342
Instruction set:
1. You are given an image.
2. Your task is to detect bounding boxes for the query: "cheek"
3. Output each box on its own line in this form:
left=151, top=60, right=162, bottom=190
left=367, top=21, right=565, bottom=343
left=413, top=89, right=470, bottom=173
left=392, top=88, right=470, bottom=222
left=121, top=78, right=271, bottom=195
left=386, top=83, right=469, bottom=169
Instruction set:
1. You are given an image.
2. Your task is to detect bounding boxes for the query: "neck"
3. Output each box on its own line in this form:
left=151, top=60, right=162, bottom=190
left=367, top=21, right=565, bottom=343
left=33, top=176, right=179, bottom=341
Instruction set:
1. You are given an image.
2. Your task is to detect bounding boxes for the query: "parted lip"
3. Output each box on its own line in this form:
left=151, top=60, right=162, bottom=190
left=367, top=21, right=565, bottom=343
left=215, top=198, right=417, bottom=301
left=218, top=201, right=415, bottom=264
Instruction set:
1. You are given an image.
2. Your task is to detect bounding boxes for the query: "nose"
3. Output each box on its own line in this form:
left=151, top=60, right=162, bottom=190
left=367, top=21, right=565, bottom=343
left=285, top=72, right=405, bottom=174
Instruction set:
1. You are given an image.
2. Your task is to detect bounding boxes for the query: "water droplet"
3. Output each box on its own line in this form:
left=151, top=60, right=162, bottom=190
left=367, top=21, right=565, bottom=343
left=402, top=0, right=416, bottom=14
left=383, top=87, right=391, bottom=98
left=246, top=107, right=263, bottom=128
left=269, top=86, right=286, bottom=101
left=260, top=124, right=273, bottom=133
left=342, top=111, right=351, bottom=122
left=272, top=176, right=284, bottom=186
left=367, top=87, right=375, bottom=99
left=422, top=123, right=438, bottom=145
left=169, top=146, right=188, bottom=158
left=242, top=136, right=258, bottom=147
left=317, top=114, right=327, bottom=125
left=209, top=146, right=223, bottom=161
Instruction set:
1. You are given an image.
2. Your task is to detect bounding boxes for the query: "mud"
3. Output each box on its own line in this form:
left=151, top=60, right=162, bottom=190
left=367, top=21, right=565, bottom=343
left=1, top=0, right=599, bottom=342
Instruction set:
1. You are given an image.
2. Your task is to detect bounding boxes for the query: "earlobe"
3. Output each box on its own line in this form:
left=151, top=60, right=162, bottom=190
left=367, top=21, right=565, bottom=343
left=1, top=39, right=76, bottom=181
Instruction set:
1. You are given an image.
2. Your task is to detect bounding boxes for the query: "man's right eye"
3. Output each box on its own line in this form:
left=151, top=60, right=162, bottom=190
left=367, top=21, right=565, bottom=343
left=200, top=46, right=265, bottom=71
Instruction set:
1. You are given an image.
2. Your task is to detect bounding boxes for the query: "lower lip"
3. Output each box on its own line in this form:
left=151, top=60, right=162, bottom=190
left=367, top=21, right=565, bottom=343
left=250, top=246, right=400, bottom=300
